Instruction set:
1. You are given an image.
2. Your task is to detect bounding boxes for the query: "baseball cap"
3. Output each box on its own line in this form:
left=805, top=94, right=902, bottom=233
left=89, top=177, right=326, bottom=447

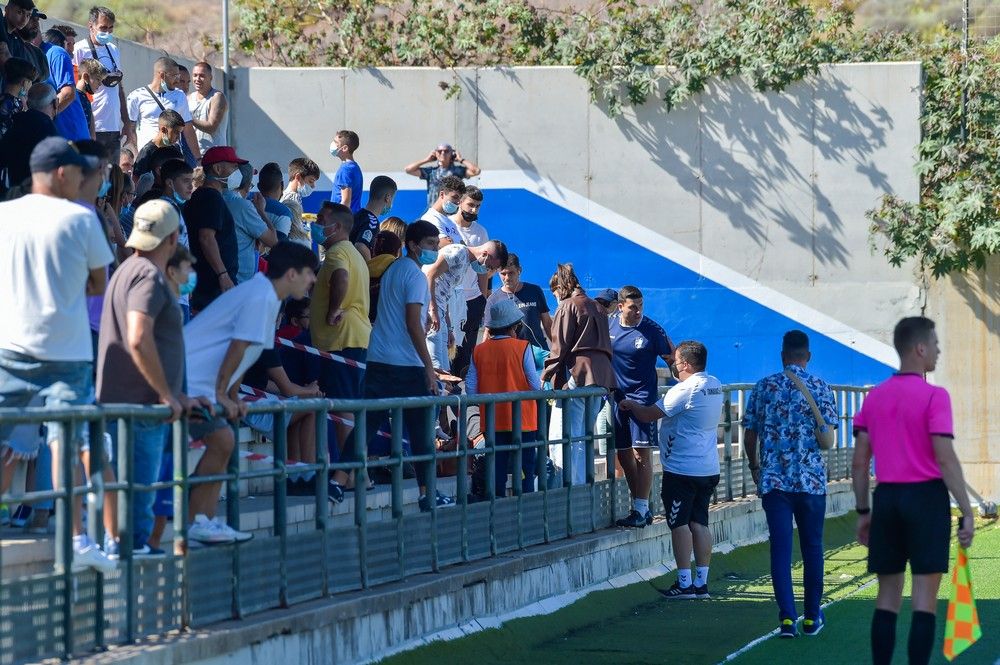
left=593, top=288, right=619, bottom=304
left=9, top=0, right=37, bottom=11
left=125, top=200, right=180, bottom=251
left=29, top=137, right=98, bottom=174
left=202, top=145, right=249, bottom=166
left=30, top=8, right=47, bottom=19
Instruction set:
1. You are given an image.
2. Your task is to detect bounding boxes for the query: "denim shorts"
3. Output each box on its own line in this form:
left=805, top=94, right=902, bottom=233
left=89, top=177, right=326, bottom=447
left=0, top=350, right=93, bottom=459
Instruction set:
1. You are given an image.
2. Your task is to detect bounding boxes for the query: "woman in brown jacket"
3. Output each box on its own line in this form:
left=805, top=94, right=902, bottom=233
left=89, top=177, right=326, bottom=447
left=541, top=264, right=615, bottom=484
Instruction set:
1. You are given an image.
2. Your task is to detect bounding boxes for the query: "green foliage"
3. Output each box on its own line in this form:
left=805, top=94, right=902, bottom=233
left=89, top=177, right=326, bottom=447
left=230, top=0, right=1000, bottom=277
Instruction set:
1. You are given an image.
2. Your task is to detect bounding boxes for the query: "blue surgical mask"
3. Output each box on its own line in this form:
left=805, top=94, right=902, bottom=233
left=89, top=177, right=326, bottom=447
left=179, top=271, right=197, bottom=296
left=172, top=191, right=186, bottom=205
left=159, top=80, right=170, bottom=93
left=418, top=248, right=438, bottom=266
left=97, top=178, right=111, bottom=198
left=470, top=260, right=488, bottom=275
left=310, top=222, right=326, bottom=246
left=442, top=200, right=459, bottom=215
left=94, top=31, right=114, bottom=46
left=381, top=203, right=392, bottom=218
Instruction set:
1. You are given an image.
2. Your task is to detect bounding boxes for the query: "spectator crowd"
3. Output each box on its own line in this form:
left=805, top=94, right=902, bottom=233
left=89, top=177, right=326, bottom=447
left=0, top=9, right=973, bottom=656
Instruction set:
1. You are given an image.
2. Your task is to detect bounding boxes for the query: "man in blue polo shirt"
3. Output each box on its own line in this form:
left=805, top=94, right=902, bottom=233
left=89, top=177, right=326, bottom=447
left=609, top=285, right=674, bottom=528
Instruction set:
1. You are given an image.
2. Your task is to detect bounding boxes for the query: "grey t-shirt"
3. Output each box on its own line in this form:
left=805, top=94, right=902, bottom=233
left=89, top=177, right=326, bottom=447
left=96, top=255, right=185, bottom=404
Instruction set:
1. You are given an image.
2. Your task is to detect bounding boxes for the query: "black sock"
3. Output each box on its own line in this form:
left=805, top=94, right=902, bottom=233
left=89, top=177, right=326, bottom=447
left=871, top=608, right=898, bottom=665
left=908, top=611, right=936, bottom=665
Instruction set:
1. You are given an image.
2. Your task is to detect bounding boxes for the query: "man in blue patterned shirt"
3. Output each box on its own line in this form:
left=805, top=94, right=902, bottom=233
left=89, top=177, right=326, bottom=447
left=742, top=330, right=837, bottom=638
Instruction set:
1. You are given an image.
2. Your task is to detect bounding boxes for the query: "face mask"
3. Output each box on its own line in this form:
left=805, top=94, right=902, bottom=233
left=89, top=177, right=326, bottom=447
left=298, top=183, right=314, bottom=197
left=94, top=31, right=114, bottom=46
left=310, top=222, right=326, bottom=246
left=380, top=203, right=392, bottom=218
left=97, top=178, right=111, bottom=198
left=329, top=143, right=341, bottom=157
left=177, top=271, right=197, bottom=295
left=84, top=82, right=94, bottom=95
left=470, top=260, right=489, bottom=275
left=461, top=210, right=478, bottom=223
left=159, top=134, right=172, bottom=147
left=159, top=80, right=170, bottom=93
left=172, top=191, right=186, bottom=205
left=418, top=248, right=438, bottom=266
left=442, top=200, right=459, bottom=215
left=17, top=86, right=28, bottom=99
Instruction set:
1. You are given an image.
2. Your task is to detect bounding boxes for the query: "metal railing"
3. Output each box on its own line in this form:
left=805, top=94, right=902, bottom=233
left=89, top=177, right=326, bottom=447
left=0, top=383, right=869, bottom=663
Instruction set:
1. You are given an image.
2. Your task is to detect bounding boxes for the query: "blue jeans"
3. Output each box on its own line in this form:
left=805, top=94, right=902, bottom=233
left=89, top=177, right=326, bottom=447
left=762, top=490, right=826, bottom=621
left=110, top=419, right=169, bottom=550
left=493, top=431, right=538, bottom=496
left=0, top=350, right=93, bottom=457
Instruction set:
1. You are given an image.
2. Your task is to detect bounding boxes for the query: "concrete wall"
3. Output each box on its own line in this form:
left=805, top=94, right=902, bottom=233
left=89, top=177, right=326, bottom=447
left=230, top=63, right=923, bottom=353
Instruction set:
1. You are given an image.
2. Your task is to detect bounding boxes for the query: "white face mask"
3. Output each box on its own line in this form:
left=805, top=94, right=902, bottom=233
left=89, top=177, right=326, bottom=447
left=298, top=183, right=314, bottom=197
left=226, top=169, right=243, bottom=190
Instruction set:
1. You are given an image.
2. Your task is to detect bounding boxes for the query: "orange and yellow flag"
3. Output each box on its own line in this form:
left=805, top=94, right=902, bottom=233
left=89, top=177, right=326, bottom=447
left=943, top=546, right=982, bottom=661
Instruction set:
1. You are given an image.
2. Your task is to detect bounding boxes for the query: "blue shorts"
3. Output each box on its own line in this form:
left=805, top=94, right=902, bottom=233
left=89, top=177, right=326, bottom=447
left=319, top=347, right=367, bottom=401
left=612, top=398, right=658, bottom=450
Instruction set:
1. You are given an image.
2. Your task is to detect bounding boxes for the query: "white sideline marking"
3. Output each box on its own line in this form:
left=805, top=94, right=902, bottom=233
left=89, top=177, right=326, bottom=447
left=717, top=577, right=879, bottom=663
left=339, top=169, right=898, bottom=368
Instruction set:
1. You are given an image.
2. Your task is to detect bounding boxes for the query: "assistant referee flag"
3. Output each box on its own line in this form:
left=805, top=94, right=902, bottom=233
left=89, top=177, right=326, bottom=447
left=943, top=546, right=982, bottom=661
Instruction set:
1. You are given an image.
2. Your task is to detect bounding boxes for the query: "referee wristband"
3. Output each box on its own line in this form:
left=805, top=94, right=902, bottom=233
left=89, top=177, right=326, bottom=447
left=855, top=507, right=871, bottom=515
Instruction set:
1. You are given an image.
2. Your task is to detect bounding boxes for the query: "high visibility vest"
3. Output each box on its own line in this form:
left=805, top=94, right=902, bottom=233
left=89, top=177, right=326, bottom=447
left=472, top=337, right=538, bottom=433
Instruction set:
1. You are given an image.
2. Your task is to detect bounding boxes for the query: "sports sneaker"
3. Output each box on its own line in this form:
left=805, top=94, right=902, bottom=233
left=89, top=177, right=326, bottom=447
left=615, top=510, right=647, bottom=528
left=133, top=544, right=167, bottom=558
left=328, top=480, right=346, bottom=504
left=10, top=504, right=31, bottom=528
left=645, top=510, right=653, bottom=526
left=802, top=611, right=825, bottom=636
left=693, top=583, right=710, bottom=599
left=103, top=537, right=120, bottom=561
left=188, top=514, right=236, bottom=544
left=418, top=491, right=456, bottom=512
left=659, top=581, right=697, bottom=599
left=70, top=543, right=118, bottom=574
left=779, top=618, right=798, bottom=638
left=211, top=517, right=253, bottom=542
left=26, top=508, right=50, bottom=534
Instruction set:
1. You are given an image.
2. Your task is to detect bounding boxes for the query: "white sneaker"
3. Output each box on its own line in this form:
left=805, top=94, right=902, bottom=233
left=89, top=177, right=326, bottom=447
left=187, top=514, right=235, bottom=544
left=211, top=516, right=253, bottom=542
left=70, top=544, right=119, bottom=574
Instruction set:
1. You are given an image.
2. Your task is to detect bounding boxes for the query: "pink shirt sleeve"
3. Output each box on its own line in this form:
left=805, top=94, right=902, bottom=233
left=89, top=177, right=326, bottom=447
left=927, top=387, right=953, bottom=436
left=853, top=402, right=868, bottom=430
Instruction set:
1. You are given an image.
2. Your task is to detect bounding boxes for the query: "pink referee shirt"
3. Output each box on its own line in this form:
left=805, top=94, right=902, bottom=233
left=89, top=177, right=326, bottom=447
left=853, top=373, right=953, bottom=483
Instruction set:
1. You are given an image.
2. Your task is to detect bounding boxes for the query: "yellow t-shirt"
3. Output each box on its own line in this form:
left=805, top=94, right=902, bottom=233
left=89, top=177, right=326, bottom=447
left=311, top=240, right=371, bottom=351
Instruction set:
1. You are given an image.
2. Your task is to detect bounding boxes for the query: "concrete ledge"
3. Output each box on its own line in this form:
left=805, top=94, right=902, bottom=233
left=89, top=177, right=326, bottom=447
left=75, top=481, right=855, bottom=665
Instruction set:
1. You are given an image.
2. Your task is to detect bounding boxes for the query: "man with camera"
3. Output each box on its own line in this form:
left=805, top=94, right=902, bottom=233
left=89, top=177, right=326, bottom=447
left=73, top=6, right=129, bottom=162
left=404, top=143, right=481, bottom=208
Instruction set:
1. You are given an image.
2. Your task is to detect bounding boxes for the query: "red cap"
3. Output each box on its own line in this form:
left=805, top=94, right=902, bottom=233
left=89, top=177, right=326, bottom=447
left=202, top=146, right=249, bottom=166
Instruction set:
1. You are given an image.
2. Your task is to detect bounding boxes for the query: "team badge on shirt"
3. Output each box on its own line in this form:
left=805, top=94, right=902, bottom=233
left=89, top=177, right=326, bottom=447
left=634, top=337, right=645, bottom=349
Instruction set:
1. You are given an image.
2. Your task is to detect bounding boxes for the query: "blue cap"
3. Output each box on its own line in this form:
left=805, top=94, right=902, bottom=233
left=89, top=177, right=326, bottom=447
left=593, top=288, right=619, bottom=304
left=29, top=138, right=99, bottom=174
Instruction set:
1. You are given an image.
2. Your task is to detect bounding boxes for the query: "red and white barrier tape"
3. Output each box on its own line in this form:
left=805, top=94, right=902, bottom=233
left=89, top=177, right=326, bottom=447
left=274, top=336, right=366, bottom=370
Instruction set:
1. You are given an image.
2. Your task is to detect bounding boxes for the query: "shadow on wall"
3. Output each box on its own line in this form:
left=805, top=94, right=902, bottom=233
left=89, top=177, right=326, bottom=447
left=610, top=72, right=892, bottom=269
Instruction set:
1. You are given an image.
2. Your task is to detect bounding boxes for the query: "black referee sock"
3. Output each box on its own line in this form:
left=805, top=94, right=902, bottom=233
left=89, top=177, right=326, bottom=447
left=871, top=608, right=898, bottom=665
left=908, top=611, right=936, bottom=665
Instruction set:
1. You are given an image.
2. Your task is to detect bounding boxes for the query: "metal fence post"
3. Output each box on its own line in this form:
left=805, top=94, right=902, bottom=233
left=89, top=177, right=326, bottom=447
left=584, top=396, right=596, bottom=533
left=722, top=397, right=733, bottom=502
left=354, top=408, right=368, bottom=589
left=227, top=421, right=242, bottom=620
left=87, top=415, right=107, bottom=649
left=428, top=400, right=442, bottom=572
left=117, top=416, right=136, bottom=643
left=173, top=418, right=191, bottom=629
left=536, top=397, right=551, bottom=544
left=512, top=399, right=524, bottom=550
left=484, top=402, right=496, bottom=556
left=456, top=400, right=470, bottom=563
left=56, top=419, right=75, bottom=659
left=390, top=406, right=405, bottom=580
left=561, top=395, right=573, bottom=535
left=272, top=410, right=288, bottom=608
left=315, top=402, right=329, bottom=597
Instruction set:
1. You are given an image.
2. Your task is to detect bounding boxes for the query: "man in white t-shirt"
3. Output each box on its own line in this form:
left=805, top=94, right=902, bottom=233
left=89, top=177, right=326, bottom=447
left=73, top=6, right=130, bottom=162
left=620, top=340, right=724, bottom=600
left=183, top=242, right=317, bottom=543
left=423, top=239, right=507, bottom=372
left=363, top=220, right=453, bottom=512
left=125, top=56, right=201, bottom=162
left=419, top=174, right=465, bottom=247
left=0, top=137, right=116, bottom=573
left=450, top=186, right=490, bottom=378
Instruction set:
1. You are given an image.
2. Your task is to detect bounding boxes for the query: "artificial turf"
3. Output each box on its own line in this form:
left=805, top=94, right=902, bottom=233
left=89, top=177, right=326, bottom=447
left=379, top=515, right=999, bottom=665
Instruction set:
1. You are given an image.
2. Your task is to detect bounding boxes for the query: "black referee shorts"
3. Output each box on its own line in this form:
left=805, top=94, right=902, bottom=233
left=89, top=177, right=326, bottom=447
left=868, top=479, right=951, bottom=575
left=661, top=471, right=719, bottom=529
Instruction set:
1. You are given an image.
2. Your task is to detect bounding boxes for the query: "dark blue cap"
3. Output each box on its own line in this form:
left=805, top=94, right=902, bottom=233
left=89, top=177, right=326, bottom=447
left=593, top=288, right=619, bottom=304
left=29, top=137, right=99, bottom=174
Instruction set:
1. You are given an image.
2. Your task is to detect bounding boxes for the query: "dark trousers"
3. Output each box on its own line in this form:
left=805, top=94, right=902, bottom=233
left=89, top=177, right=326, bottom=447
left=452, top=295, right=486, bottom=378
left=358, top=362, right=434, bottom=489
left=762, top=490, right=826, bottom=621
left=493, top=431, right=538, bottom=496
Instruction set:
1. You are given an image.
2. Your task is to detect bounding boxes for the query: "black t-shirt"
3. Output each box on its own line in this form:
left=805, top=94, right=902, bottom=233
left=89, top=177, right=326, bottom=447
left=133, top=141, right=158, bottom=178
left=243, top=348, right=282, bottom=391
left=351, top=208, right=379, bottom=254
left=184, top=186, right=238, bottom=309
left=485, top=282, right=552, bottom=350
left=0, top=110, right=58, bottom=188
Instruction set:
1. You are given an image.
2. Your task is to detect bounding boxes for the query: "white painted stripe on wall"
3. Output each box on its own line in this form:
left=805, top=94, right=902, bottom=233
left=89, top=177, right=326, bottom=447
left=329, top=169, right=898, bottom=367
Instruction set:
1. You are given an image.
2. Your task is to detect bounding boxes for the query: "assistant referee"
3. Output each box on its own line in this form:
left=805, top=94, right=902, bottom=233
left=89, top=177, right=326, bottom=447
left=852, top=316, right=975, bottom=665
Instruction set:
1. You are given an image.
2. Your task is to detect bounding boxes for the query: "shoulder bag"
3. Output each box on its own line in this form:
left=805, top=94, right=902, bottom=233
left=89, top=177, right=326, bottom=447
left=784, top=369, right=836, bottom=450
